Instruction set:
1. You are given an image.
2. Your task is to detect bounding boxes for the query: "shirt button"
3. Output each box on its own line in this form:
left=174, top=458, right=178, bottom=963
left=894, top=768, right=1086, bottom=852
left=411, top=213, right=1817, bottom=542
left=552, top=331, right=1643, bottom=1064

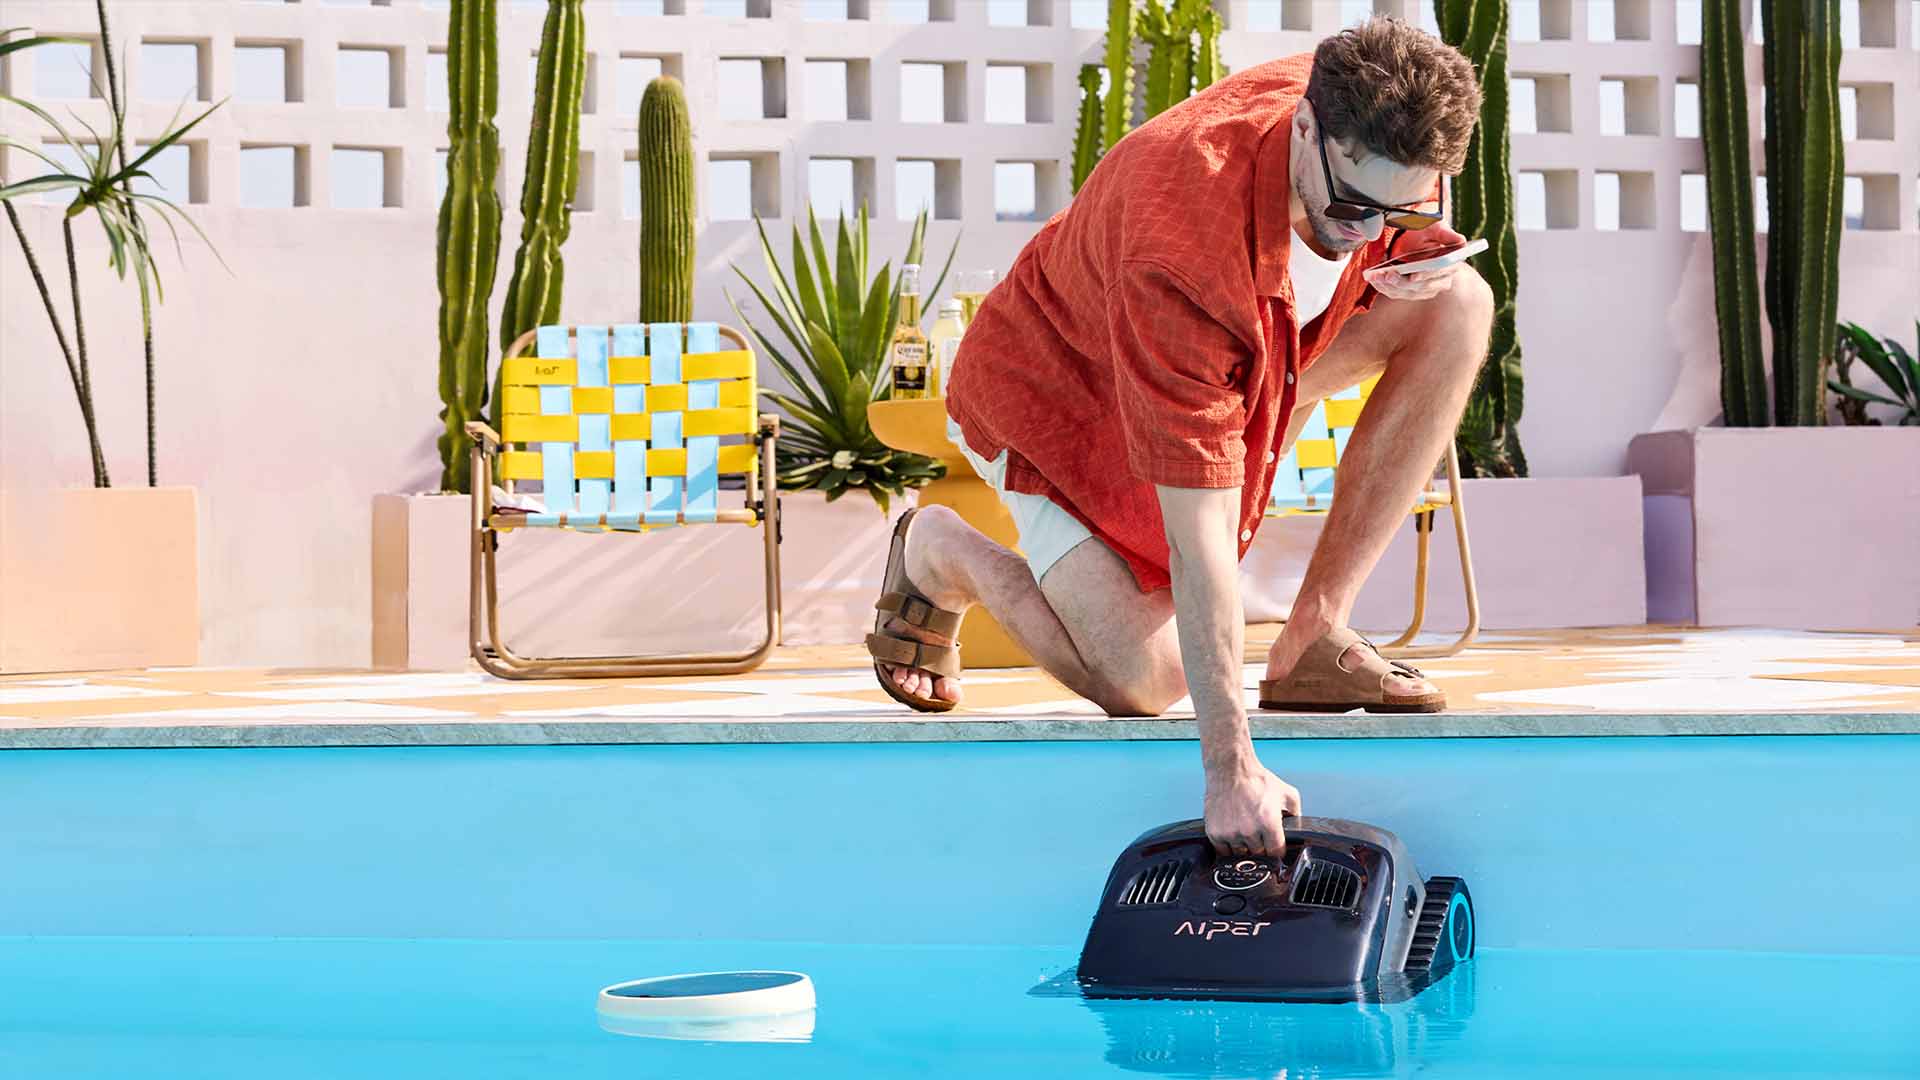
left=1265, top=450, right=1276, bottom=464
left=1240, top=528, right=1253, bottom=542
left=1285, top=371, right=1296, bottom=385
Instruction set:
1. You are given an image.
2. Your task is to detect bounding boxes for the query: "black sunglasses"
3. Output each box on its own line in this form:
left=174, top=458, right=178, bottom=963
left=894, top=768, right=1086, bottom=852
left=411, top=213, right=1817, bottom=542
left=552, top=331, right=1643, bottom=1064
left=1315, top=127, right=1445, bottom=231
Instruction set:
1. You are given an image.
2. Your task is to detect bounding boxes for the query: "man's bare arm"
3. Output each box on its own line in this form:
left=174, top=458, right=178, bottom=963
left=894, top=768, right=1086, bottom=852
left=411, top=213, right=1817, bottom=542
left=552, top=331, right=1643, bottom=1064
left=1156, top=484, right=1302, bottom=858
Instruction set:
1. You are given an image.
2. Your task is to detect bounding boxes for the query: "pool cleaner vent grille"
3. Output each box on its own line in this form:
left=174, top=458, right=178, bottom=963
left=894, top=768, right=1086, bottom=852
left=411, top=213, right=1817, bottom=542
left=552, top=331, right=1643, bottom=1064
left=1119, top=859, right=1190, bottom=907
left=1290, top=857, right=1362, bottom=911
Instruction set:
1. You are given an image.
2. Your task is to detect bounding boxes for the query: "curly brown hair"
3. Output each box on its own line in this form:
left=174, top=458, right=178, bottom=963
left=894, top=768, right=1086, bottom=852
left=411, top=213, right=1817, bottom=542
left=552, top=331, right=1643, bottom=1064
left=1305, top=16, right=1483, bottom=175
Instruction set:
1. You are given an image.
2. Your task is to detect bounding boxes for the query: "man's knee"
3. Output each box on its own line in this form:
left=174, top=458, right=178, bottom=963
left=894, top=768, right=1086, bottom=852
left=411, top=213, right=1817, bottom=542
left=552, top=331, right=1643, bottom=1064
left=1089, top=656, right=1187, bottom=718
left=1447, top=264, right=1496, bottom=331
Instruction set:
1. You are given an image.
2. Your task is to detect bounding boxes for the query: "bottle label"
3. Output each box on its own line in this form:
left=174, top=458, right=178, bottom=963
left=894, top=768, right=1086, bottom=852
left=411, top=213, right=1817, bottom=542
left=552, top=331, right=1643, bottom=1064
left=891, top=341, right=928, bottom=397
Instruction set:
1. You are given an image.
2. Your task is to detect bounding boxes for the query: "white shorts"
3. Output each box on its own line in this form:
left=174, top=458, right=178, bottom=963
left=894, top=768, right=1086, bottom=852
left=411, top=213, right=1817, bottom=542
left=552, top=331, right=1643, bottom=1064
left=946, top=415, right=1096, bottom=584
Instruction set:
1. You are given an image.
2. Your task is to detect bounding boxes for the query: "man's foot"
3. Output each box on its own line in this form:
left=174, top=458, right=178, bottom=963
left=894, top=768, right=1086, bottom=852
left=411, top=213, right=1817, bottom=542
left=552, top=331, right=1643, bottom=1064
left=875, top=506, right=974, bottom=708
left=1259, top=625, right=1444, bottom=713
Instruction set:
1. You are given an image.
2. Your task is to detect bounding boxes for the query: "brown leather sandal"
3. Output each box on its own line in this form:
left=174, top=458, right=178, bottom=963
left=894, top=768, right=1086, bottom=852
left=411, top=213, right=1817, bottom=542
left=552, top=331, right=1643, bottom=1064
left=1257, top=628, right=1446, bottom=714
left=865, top=508, right=965, bottom=713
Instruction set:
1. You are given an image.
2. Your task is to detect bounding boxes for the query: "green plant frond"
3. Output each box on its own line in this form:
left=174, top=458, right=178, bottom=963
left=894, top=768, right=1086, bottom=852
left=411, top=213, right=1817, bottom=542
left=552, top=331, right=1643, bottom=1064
left=1842, top=323, right=1909, bottom=402
left=804, top=319, right=852, bottom=404
left=748, top=214, right=810, bottom=331
left=1827, top=380, right=1906, bottom=408
left=854, top=266, right=892, bottom=380
left=0, top=174, right=86, bottom=200
left=121, top=100, right=221, bottom=176
left=924, top=225, right=960, bottom=306
left=728, top=266, right=817, bottom=376
left=805, top=208, right=837, bottom=335
left=833, top=213, right=860, bottom=337
left=785, top=221, right=830, bottom=333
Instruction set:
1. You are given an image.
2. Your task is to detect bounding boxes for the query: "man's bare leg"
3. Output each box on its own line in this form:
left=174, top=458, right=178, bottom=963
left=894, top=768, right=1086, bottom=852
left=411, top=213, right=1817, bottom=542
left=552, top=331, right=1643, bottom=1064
left=1265, top=268, right=1495, bottom=681
left=880, top=507, right=1187, bottom=716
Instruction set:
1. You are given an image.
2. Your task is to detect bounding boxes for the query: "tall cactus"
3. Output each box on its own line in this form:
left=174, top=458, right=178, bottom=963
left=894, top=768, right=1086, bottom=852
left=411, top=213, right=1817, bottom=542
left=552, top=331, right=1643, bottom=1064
left=494, top=0, right=585, bottom=428
left=1701, top=0, right=1766, bottom=426
left=1192, top=6, right=1223, bottom=93
left=638, top=75, right=695, bottom=323
left=1102, top=0, right=1136, bottom=149
left=435, top=0, right=502, bottom=493
left=1761, top=0, right=1844, bottom=426
left=1140, top=0, right=1175, bottom=118
left=1072, top=65, right=1104, bottom=194
left=1439, top=0, right=1528, bottom=476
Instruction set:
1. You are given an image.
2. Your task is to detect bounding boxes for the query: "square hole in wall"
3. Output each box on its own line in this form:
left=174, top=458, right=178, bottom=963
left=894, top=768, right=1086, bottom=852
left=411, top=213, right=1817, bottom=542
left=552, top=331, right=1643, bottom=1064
left=1594, top=170, right=1654, bottom=230
left=994, top=161, right=1060, bottom=222
left=333, top=146, right=400, bottom=209
left=527, top=51, right=598, bottom=114
left=426, top=48, right=448, bottom=112
left=987, top=0, right=1053, bottom=27
left=1847, top=174, right=1899, bottom=229
left=1339, top=0, right=1394, bottom=28
left=235, top=42, right=300, bottom=104
left=900, top=61, right=965, bottom=123
left=1842, top=0, right=1897, bottom=47
left=34, top=39, right=99, bottom=100
left=621, top=153, right=640, bottom=219
left=239, top=144, right=310, bottom=208
left=612, top=0, right=689, bottom=13
left=710, top=152, right=780, bottom=220
left=32, top=139, right=93, bottom=204
left=1674, top=80, right=1699, bottom=138
left=809, top=156, right=876, bottom=220
left=1513, top=72, right=1571, bottom=132
left=1514, top=169, right=1577, bottom=229
left=338, top=46, right=402, bottom=108
left=1679, top=173, right=1706, bottom=232
left=617, top=55, right=684, bottom=117
left=806, top=59, right=873, bottom=121
left=718, top=56, right=785, bottom=120
left=131, top=140, right=208, bottom=204
left=1243, top=1, right=1314, bottom=31
left=1675, top=0, right=1702, bottom=44
left=896, top=158, right=962, bottom=221
left=1598, top=76, right=1659, bottom=136
left=1510, top=0, right=1572, bottom=41
left=139, top=40, right=208, bottom=103
left=706, top=0, right=774, bottom=15
left=1840, top=82, right=1894, bottom=140
left=1754, top=175, right=1768, bottom=232
left=804, top=0, right=873, bottom=20
left=572, top=150, right=596, bottom=212
left=985, top=63, right=1052, bottom=124
left=1070, top=0, right=1104, bottom=29
left=1588, top=0, right=1652, bottom=41
left=885, top=0, right=956, bottom=20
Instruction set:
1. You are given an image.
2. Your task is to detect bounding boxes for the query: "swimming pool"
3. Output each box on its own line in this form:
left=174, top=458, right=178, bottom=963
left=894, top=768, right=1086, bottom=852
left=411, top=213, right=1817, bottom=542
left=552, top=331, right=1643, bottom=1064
left=3, top=736, right=1916, bottom=1077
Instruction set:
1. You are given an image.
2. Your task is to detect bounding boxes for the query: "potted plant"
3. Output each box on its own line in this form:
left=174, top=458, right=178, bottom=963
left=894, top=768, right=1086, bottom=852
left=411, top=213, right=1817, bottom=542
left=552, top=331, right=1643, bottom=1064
left=1630, top=2, right=1920, bottom=630
left=0, top=20, right=219, bottom=673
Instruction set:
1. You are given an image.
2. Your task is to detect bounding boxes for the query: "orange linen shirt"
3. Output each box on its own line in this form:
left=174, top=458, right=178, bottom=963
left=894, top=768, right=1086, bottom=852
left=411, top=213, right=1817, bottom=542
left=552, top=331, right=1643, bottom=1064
left=945, top=55, right=1402, bottom=592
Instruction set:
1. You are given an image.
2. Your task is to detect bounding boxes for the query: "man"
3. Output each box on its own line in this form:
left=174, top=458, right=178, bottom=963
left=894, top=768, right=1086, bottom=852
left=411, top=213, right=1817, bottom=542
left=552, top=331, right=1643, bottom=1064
left=863, top=18, right=1492, bottom=859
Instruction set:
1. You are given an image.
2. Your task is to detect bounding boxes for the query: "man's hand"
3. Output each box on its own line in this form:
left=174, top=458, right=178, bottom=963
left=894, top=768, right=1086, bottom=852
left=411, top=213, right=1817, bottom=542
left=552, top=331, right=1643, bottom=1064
left=1204, top=762, right=1303, bottom=859
left=1363, top=223, right=1468, bottom=302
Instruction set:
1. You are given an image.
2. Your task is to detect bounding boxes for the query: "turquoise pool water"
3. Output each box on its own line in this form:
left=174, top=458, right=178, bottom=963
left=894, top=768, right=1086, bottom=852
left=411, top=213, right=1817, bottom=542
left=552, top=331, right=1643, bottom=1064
left=4, top=738, right=1917, bottom=1076
left=3, top=937, right=1915, bottom=1078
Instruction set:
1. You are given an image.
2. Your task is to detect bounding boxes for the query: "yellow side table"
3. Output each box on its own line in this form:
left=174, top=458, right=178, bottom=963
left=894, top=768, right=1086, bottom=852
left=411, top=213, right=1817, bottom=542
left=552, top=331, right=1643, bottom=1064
left=867, top=397, right=1033, bottom=669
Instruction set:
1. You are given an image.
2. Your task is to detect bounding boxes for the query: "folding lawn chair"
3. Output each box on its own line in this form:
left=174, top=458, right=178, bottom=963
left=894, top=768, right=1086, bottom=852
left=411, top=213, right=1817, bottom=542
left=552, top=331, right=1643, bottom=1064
left=465, top=321, right=782, bottom=679
left=1266, top=375, right=1480, bottom=658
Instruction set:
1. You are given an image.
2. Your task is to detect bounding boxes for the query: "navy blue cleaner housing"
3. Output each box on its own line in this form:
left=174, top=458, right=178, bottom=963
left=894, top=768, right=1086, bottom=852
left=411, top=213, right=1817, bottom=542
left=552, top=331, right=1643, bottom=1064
left=1077, top=817, right=1474, bottom=1003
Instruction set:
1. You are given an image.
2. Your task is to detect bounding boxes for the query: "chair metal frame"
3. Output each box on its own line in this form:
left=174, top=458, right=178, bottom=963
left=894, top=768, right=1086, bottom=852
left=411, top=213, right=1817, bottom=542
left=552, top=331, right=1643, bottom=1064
left=1268, top=386, right=1481, bottom=660
left=464, top=323, right=783, bottom=680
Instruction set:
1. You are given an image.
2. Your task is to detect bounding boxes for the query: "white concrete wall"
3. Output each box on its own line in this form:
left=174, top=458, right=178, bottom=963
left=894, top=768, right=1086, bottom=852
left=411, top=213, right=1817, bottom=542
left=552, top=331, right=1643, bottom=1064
left=2, top=0, right=1916, bottom=666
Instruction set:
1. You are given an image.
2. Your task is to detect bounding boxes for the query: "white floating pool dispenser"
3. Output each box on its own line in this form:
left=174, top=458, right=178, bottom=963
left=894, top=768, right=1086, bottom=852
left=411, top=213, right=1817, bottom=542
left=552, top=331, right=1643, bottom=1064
left=596, top=971, right=816, bottom=1043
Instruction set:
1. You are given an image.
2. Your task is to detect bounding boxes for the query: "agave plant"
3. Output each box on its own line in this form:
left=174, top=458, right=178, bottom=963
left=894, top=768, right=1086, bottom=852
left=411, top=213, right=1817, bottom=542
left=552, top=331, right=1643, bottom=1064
left=0, top=26, right=221, bottom=487
left=727, top=207, right=959, bottom=512
left=1830, top=320, right=1920, bottom=426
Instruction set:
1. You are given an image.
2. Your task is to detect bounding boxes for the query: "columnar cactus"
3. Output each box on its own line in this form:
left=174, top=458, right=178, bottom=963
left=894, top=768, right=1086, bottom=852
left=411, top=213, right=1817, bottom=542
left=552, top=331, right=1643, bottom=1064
left=435, top=0, right=502, bottom=493
left=1139, top=0, right=1175, bottom=118
left=1760, top=1, right=1844, bottom=426
left=1072, top=65, right=1104, bottom=194
left=1701, top=0, right=1766, bottom=426
left=1192, top=6, right=1223, bottom=93
left=494, top=0, right=585, bottom=427
left=1438, top=0, right=1528, bottom=476
left=1101, top=0, right=1135, bottom=150
left=638, top=75, right=695, bottom=324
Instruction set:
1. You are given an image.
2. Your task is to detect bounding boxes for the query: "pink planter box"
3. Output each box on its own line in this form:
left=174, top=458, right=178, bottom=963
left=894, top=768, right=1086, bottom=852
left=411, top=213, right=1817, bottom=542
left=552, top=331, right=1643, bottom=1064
left=1241, top=476, right=1648, bottom=632
left=1629, top=428, right=1920, bottom=630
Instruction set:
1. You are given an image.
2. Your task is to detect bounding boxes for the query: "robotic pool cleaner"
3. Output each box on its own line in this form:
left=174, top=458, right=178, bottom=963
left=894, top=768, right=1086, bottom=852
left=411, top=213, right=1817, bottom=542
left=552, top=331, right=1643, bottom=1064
left=1077, top=817, right=1474, bottom=1003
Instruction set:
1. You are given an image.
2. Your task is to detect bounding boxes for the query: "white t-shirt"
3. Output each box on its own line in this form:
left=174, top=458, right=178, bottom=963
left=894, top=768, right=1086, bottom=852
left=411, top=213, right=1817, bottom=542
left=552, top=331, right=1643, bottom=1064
left=1289, top=226, right=1351, bottom=328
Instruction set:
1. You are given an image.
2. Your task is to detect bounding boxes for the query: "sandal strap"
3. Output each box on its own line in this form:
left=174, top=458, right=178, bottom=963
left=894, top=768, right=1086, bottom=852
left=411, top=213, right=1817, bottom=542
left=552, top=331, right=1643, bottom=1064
left=866, top=633, right=963, bottom=679
left=875, top=591, right=964, bottom=637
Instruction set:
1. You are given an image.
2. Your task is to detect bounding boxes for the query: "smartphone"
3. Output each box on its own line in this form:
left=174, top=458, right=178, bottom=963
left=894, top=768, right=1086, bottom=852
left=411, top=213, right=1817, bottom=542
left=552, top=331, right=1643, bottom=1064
left=1372, top=237, right=1488, bottom=276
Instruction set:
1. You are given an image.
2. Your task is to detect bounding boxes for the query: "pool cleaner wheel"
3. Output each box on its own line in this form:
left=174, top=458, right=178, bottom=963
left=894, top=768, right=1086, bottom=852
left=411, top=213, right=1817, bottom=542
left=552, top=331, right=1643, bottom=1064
left=1405, top=876, right=1474, bottom=975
